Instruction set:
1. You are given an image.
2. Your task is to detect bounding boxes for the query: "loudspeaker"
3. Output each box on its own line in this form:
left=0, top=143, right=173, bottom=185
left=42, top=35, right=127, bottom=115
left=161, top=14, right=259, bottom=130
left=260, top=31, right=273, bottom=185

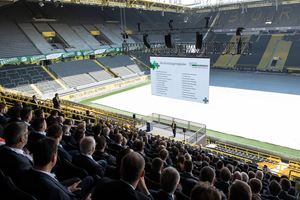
left=133, top=114, right=136, bottom=119
left=196, top=34, right=203, bottom=49
left=143, top=35, right=151, bottom=48
left=165, top=34, right=173, bottom=48
left=147, top=121, right=153, bottom=132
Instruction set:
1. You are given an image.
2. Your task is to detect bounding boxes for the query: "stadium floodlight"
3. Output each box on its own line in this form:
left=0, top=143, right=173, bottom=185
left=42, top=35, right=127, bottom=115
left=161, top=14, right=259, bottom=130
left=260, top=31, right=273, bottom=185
left=137, top=23, right=141, bottom=31
left=236, top=27, right=244, bottom=36
left=205, top=17, right=210, bottom=28
left=39, top=2, right=44, bottom=7
left=169, top=20, right=173, bottom=30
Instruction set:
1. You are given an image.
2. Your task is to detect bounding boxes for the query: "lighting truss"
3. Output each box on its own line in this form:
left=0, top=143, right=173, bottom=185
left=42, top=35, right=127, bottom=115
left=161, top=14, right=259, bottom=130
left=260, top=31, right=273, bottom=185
left=122, top=42, right=252, bottom=55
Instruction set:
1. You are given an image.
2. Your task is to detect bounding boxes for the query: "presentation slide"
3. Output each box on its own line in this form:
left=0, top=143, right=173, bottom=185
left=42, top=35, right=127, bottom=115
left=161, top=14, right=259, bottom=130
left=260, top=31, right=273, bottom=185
left=150, top=56, right=210, bottom=104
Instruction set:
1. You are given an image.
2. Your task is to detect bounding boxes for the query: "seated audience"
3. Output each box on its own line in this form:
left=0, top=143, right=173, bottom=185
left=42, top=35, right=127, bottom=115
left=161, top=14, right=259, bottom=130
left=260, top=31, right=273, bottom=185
left=249, top=178, right=263, bottom=199
left=279, top=178, right=298, bottom=200
left=94, top=135, right=116, bottom=165
left=145, top=157, right=163, bottom=183
left=136, top=140, right=150, bottom=163
left=176, top=155, right=186, bottom=172
left=29, top=118, right=47, bottom=143
left=108, top=133, right=125, bottom=152
left=0, top=103, right=8, bottom=126
left=214, top=167, right=231, bottom=195
left=181, top=160, right=199, bottom=181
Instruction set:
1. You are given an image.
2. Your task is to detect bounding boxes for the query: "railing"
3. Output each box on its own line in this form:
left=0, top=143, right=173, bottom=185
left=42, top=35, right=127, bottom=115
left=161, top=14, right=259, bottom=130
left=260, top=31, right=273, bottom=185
left=215, top=141, right=281, bottom=163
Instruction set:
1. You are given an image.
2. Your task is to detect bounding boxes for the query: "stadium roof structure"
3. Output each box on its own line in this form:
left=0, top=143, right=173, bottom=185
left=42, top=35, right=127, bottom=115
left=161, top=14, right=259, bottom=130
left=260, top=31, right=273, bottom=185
left=2, top=0, right=300, bottom=13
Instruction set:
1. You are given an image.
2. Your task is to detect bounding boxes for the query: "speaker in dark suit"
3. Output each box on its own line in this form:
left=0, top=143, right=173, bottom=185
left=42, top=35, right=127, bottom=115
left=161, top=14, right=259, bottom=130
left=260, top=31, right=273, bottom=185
left=53, top=93, right=60, bottom=109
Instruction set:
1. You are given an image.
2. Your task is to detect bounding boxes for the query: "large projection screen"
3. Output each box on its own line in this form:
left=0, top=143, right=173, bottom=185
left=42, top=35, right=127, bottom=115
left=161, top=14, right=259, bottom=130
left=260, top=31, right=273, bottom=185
left=150, top=56, right=210, bottom=104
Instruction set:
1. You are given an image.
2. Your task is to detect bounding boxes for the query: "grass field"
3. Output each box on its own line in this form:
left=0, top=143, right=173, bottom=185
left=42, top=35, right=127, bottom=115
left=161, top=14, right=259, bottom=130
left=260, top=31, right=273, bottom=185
left=79, top=81, right=300, bottom=160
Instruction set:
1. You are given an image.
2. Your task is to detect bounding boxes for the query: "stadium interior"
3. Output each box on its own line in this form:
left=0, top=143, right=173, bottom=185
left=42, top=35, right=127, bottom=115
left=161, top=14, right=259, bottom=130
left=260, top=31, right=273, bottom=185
left=0, top=0, right=300, bottom=199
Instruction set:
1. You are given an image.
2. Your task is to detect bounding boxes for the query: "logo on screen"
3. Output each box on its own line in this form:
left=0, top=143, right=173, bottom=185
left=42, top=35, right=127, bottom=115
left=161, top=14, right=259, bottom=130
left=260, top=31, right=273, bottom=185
left=150, top=61, right=160, bottom=70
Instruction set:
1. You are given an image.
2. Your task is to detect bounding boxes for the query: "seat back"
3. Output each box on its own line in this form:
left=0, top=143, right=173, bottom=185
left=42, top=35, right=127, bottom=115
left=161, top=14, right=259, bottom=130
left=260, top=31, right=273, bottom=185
left=62, top=158, right=88, bottom=180
left=5, top=176, right=37, bottom=200
left=144, top=176, right=161, bottom=190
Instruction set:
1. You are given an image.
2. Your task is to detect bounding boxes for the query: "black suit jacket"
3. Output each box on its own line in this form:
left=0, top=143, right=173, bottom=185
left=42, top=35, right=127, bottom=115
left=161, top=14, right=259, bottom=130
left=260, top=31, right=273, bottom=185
left=214, top=180, right=230, bottom=194
left=46, top=116, right=57, bottom=125
left=138, top=152, right=150, bottom=163
left=145, top=171, right=161, bottom=183
left=108, top=143, right=125, bottom=152
left=58, top=145, right=72, bottom=162
left=17, top=168, right=79, bottom=200
left=93, top=177, right=153, bottom=200
left=30, top=100, right=39, bottom=110
left=279, top=191, right=297, bottom=200
left=93, top=151, right=116, bottom=165
left=104, top=135, right=114, bottom=144
left=0, top=146, right=33, bottom=179
left=28, top=131, right=47, bottom=143
left=62, top=135, right=76, bottom=145
left=72, top=154, right=105, bottom=177
left=180, top=172, right=199, bottom=181
left=149, top=189, right=173, bottom=200
left=53, top=97, right=60, bottom=109
left=0, top=115, right=8, bottom=126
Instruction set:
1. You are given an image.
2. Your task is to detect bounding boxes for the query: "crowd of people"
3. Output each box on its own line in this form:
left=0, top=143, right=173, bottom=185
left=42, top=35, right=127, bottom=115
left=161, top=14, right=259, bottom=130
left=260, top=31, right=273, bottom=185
left=0, top=94, right=299, bottom=200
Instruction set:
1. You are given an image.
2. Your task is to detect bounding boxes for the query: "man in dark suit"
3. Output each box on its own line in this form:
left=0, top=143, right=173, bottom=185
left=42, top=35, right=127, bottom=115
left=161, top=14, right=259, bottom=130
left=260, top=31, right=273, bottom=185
left=102, top=127, right=114, bottom=144
left=171, top=121, right=176, bottom=138
left=180, top=160, right=199, bottom=181
left=94, top=136, right=116, bottom=165
left=16, top=138, right=93, bottom=200
left=92, top=152, right=153, bottom=200
left=30, top=95, right=39, bottom=110
left=159, top=149, right=171, bottom=168
left=0, top=103, right=8, bottom=126
left=72, top=136, right=105, bottom=178
left=62, top=124, right=76, bottom=145
left=0, top=122, right=33, bottom=179
left=20, top=107, right=35, bottom=133
left=46, top=124, right=72, bottom=162
left=136, top=140, right=150, bottom=164
left=145, top=157, right=163, bottom=183
left=229, top=180, right=251, bottom=200
left=279, top=178, right=298, bottom=200
left=53, top=93, right=60, bottom=109
left=214, top=167, right=231, bottom=195
left=149, top=167, right=180, bottom=200
left=108, top=133, right=125, bottom=152
left=46, top=110, right=58, bottom=126
left=29, top=118, right=47, bottom=142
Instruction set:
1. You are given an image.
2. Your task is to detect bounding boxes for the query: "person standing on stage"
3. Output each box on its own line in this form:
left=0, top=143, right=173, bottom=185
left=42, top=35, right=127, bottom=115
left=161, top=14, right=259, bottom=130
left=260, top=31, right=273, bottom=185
left=171, top=121, right=177, bottom=138
left=53, top=93, right=60, bottom=109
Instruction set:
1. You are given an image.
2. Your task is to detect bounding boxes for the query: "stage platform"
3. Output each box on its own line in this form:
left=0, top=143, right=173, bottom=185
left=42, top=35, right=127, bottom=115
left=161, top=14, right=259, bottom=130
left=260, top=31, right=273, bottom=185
left=91, top=70, right=300, bottom=151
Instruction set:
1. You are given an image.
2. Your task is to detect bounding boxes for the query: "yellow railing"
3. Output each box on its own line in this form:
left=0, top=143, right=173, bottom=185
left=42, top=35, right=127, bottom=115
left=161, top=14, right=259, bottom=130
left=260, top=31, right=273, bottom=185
left=289, top=160, right=300, bottom=170
left=215, top=141, right=281, bottom=163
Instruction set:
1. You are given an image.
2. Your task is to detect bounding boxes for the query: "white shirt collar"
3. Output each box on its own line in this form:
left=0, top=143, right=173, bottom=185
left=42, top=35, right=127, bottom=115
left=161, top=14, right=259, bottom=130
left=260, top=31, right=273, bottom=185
left=82, top=153, right=98, bottom=164
left=5, top=146, right=33, bottom=161
left=24, top=121, right=31, bottom=127
left=120, top=179, right=135, bottom=190
left=36, top=131, right=46, bottom=136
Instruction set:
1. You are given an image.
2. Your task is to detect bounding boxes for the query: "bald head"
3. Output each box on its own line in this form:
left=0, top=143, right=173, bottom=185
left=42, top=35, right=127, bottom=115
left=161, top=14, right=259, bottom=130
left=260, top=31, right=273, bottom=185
left=115, top=133, right=123, bottom=144
left=159, top=149, right=168, bottom=161
left=80, top=136, right=96, bottom=154
left=233, top=171, right=242, bottom=182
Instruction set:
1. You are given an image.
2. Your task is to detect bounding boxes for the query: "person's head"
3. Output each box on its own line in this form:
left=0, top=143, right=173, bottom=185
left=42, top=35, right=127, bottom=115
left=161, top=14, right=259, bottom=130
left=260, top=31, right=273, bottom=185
left=151, top=157, right=163, bottom=173
left=196, top=154, right=202, bottom=161
left=62, top=125, right=70, bottom=135
left=63, top=119, right=72, bottom=126
left=57, top=116, right=63, bottom=124
left=232, top=160, right=239, bottom=168
left=80, top=136, right=96, bottom=155
left=32, top=95, right=36, bottom=100
left=33, top=138, right=57, bottom=168
left=116, top=148, right=132, bottom=167
left=0, top=103, right=6, bottom=114
left=74, top=129, right=85, bottom=142
left=34, top=109, right=44, bottom=118
left=46, top=124, right=62, bottom=141
left=227, top=164, right=233, bottom=173
left=184, top=153, right=192, bottom=161
left=248, top=171, right=255, bottom=180
left=159, top=149, right=169, bottom=161
left=114, top=133, right=123, bottom=144
left=20, top=107, right=32, bottom=122
left=55, top=93, right=59, bottom=98
left=243, top=164, right=249, bottom=171
left=135, top=140, right=144, bottom=152
left=232, top=171, right=242, bottom=182
left=191, top=181, right=221, bottom=200
left=121, top=152, right=145, bottom=184
left=200, top=166, right=215, bottom=185
left=216, top=160, right=224, bottom=170
left=93, top=125, right=101, bottom=136
left=51, top=110, right=58, bottom=117
left=255, top=170, right=263, bottom=180
left=103, top=127, right=110, bottom=136
left=280, top=178, right=291, bottom=192
left=229, top=180, right=252, bottom=200
left=14, top=101, right=23, bottom=108
left=4, top=122, right=28, bottom=148
left=96, top=136, right=106, bottom=151
left=265, top=172, right=272, bottom=180
left=269, top=180, right=281, bottom=196
left=249, top=178, right=262, bottom=194
left=241, top=172, right=249, bottom=183
left=220, top=167, right=231, bottom=182
left=31, top=118, right=47, bottom=132
left=184, top=160, right=193, bottom=173
left=172, top=147, right=179, bottom=157
left=160, top=167, right=180, bottom=194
